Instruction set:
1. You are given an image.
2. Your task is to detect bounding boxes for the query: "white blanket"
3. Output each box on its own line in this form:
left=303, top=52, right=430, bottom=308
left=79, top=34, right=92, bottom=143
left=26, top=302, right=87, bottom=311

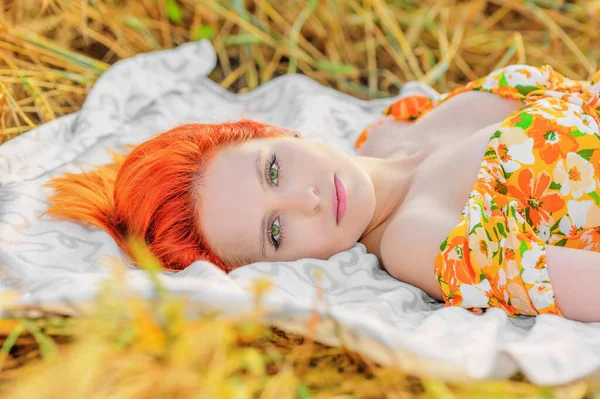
left=1, top=41, right=599, bottom=385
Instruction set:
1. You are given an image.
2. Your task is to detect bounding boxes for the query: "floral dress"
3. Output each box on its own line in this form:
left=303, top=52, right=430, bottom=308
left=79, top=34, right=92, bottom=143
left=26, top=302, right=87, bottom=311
left=357, top=65, right=600, bottom=317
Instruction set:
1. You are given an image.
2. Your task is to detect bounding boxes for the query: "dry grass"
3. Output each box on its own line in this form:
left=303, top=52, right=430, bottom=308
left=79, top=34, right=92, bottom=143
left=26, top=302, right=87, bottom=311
left=0, top=0, right=599, bottom=143
left=1, top=0, right=600, bottom=396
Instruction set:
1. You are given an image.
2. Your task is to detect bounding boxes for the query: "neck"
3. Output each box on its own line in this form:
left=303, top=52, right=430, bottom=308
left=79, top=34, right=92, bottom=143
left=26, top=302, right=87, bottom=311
left=356, top=152, right=424, bottom=239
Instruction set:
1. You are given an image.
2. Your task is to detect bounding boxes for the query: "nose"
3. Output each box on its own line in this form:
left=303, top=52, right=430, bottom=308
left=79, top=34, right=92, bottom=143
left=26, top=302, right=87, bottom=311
left=273, top=187, right=320, bottom=216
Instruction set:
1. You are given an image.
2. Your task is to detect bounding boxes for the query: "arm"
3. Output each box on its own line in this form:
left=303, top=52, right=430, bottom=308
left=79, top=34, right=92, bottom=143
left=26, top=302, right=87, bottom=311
left=546, top=245, right=600, bottom=322
left=358, top=64, right=571, bottom=157
left=407, top=90, right=524, bottom=136
left=358, top=91, right=524, bottom=158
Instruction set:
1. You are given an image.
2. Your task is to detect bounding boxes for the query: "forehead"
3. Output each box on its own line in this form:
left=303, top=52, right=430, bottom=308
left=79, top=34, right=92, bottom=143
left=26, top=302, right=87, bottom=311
left=200, top=141, right=265, bottom=262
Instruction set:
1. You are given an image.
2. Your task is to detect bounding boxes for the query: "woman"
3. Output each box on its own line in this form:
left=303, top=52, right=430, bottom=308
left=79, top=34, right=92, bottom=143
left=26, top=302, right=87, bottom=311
left=43, top=65, right=600, bottom=322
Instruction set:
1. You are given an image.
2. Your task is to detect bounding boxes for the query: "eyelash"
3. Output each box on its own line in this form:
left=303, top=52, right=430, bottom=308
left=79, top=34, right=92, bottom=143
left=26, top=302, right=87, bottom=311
left=265, top=153, right=284, bottom=250
left=267, top=215, right=284, bottom=250
left=264, top=153, right=281, bottom=187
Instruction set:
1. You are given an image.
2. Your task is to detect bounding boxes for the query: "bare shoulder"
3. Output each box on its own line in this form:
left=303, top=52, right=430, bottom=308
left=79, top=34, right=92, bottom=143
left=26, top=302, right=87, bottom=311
left=358, top=90, right=523, bottom=159
left=357, top=118, right=418, bottom=159
left=379, top=200, right=457, bottom=300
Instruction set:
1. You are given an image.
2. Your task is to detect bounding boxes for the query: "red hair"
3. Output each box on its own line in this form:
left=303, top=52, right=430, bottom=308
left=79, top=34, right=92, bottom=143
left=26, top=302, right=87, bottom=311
left=41, top=121, right=284, bottom=272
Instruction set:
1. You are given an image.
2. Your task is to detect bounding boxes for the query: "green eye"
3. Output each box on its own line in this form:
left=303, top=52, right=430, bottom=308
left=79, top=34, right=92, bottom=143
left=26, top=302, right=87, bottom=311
left=265, top=153, right=280, bottom=187
left=270, top=166, right=278, bottom=182
left=271, top=218, right=280, bottom=239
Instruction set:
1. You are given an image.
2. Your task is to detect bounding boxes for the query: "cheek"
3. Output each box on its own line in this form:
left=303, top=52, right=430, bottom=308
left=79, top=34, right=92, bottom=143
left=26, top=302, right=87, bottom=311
left=289, top=220, right=347, bottom=258
left=289, top=220, right=328, bottom=244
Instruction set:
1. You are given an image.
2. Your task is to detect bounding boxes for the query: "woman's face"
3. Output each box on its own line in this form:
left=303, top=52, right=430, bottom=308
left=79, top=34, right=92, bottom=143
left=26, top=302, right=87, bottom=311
left=200, top=135, right=376, bottom=265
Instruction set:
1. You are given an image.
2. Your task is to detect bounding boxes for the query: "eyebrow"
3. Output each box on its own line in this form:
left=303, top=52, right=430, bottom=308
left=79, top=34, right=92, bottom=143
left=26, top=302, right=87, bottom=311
left=255, top=151, right=268, bottom=259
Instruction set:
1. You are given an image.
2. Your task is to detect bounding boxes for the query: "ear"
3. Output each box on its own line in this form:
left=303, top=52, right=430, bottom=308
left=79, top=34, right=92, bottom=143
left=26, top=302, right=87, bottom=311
left=263, top=124, right=303, bottom=138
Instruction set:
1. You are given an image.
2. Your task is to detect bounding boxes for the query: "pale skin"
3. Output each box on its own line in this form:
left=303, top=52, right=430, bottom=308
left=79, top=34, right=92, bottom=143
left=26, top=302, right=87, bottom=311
left=201, top=91, right=600, bottom=323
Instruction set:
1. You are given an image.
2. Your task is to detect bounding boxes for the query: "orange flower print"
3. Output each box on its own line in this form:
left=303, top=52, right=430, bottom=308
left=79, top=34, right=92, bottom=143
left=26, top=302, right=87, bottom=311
left=354, top=129, right=368, bottom=149
left=580, top=227, right=600, bottom=251
left=459, top=280, right=493, bottom=308
left=528, top=283, right=555, bottom=311
left=486, top=278, right=518, bottom=316
left=446, top=292, right=463, bottom=307
left=442, top=235, right=477, bottom=290
left=508, top=169, right=565, bottom=227
left=589, top=147, right=600, bottom=178
left=535, top=254, right=546, bottom=270
left=519, top=68, right=532, bottom=79
left=554, top=153, right=596, bottom=199
left=487, top=295, right=503, bottom=308
left=470, top=227, right=498, bottom=269
left=499, top=237, right=521, bottom=279
left=354, top=117, right=386, bottom=150
left=529, top=117, right=578, bottom=164
left=406, top=63, right=600, bottom=318
left=507, top=282, right=537, bottom=315
left=504, top=247, right=515, bottom=261
left=497, top=144, right=510, bottom=162
left=383, top=95, right=434, bottom=121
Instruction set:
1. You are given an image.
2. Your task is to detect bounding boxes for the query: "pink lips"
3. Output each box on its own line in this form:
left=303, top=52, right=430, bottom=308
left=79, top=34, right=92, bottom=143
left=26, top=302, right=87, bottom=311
left=333, top=175, right=347, bottom=224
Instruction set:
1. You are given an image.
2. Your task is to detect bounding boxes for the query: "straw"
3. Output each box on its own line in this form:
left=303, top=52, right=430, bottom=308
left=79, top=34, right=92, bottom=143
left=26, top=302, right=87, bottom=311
left=1, top=1, right=600, bottom=396
left=1, top=0, right=598, bottom=144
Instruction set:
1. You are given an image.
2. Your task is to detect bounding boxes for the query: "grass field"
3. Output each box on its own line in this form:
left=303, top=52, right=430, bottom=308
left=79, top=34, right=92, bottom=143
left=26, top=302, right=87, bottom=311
left=1, top=0, right=600, bottom=397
